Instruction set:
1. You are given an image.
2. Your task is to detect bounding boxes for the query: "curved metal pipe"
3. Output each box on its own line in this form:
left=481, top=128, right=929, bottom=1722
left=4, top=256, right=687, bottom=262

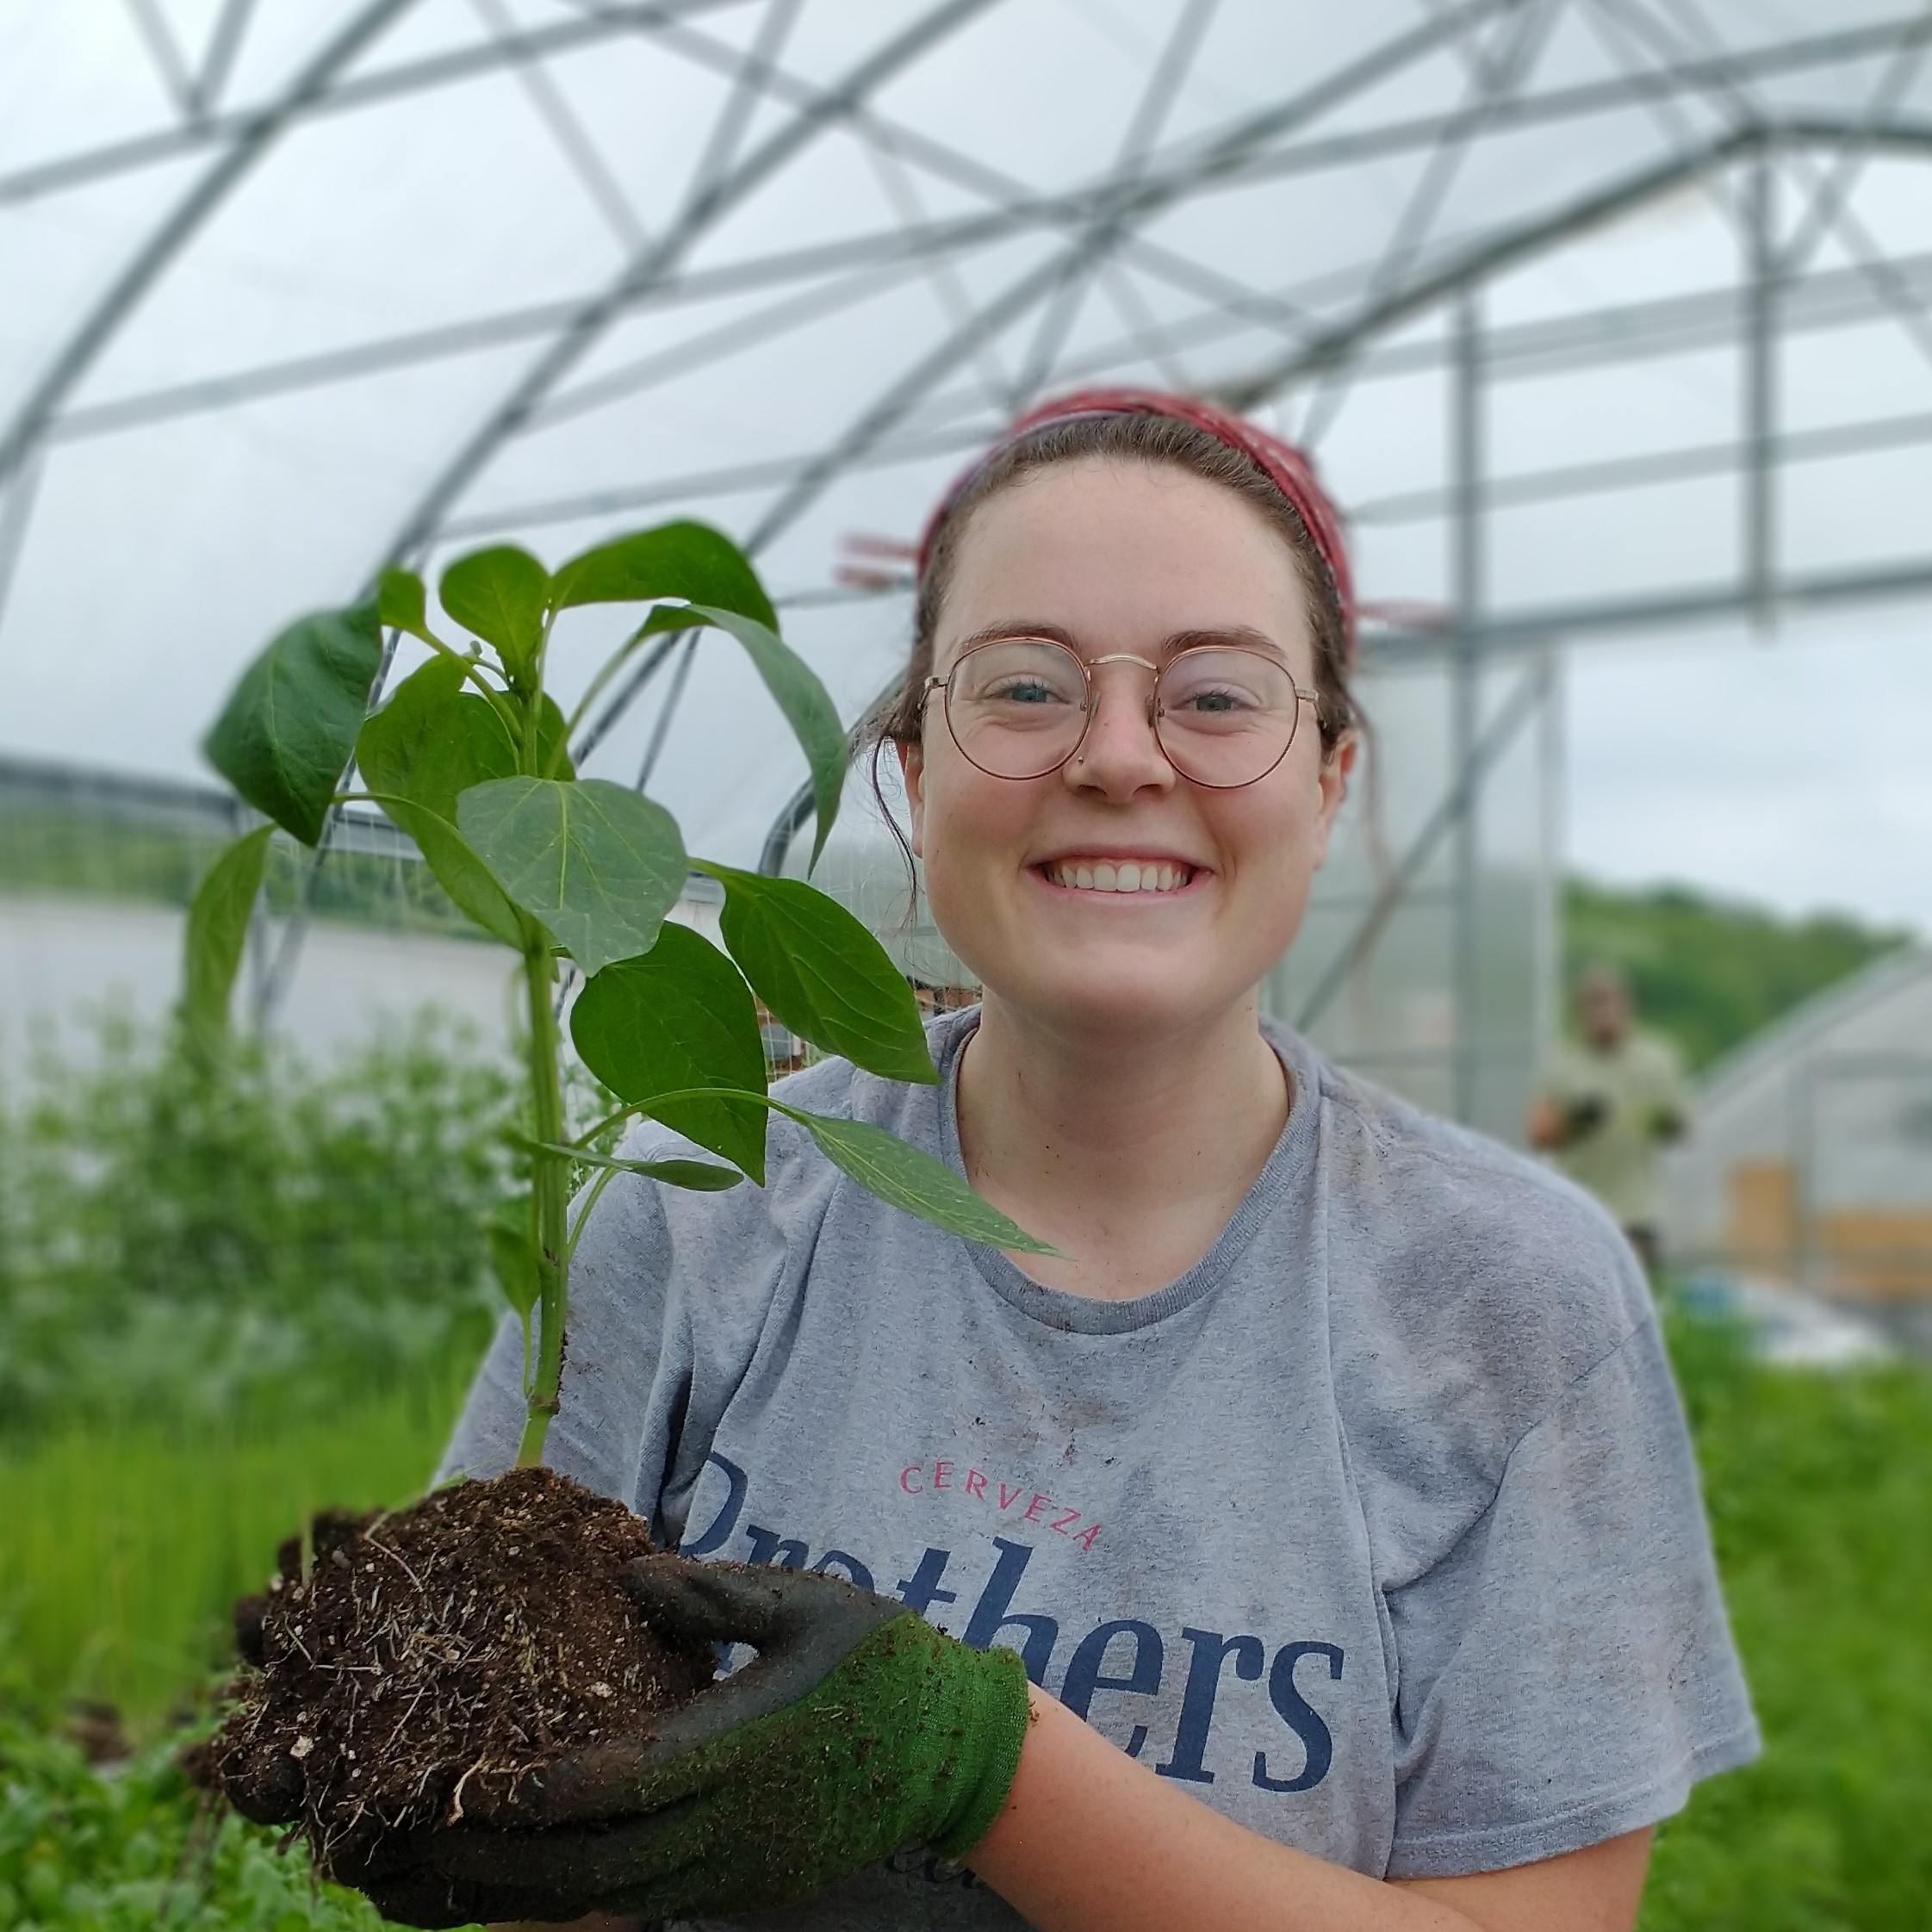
left=0, top=0, right=422, bottom=490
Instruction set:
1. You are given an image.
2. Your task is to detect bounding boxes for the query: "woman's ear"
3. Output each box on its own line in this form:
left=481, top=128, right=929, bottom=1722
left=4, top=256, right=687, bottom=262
left=896, top=738, right=926, bottom=860
left=1310, top=732, right=1356, bottom=869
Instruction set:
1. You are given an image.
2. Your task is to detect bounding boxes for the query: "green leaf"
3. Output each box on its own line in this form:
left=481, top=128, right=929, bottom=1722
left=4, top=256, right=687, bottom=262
left=771, top=1101, right=1059, bottom=1254
left=203, top=604, right=382, bottom=845
left=182, top=825, right=272, bottom=1058
left=355, top=657, right=528, bottom=945
left=531, top=1145, right=743, bottom=1192
left=457, top=777, right=686, bottom=975
left=536, top=692, right=575, bottom=780
left=550, top=520, right=776, bottom=628
left=356, top=654, right=518, bottom=824
left=569, top=925, right=768, bottom=1182
left=699, top=861, right=934, bottom=1084
left=406, top=807, right=527, bottom=947
left=484, top=1195, right=540, bottom=1319
left=377, top=566, right=433, bottom=643
left=685, top=605, right=845, bottom=866
left=440, top=544, right=550, bottom=685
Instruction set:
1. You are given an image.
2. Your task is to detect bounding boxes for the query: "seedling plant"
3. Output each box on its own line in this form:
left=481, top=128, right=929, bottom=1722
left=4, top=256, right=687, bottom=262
left=185, top=521, right=1045, bottom=1469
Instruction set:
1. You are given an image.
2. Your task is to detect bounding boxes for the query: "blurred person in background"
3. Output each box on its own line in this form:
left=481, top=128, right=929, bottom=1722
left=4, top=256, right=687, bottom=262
left=422, top=393, right=1754, bottom=1932
left=1528, top=963, right=1690, bottom=1272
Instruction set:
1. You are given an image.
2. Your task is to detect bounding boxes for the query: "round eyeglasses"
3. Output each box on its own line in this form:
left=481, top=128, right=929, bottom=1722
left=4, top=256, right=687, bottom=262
left=923, top=636, right=1321, bottom=789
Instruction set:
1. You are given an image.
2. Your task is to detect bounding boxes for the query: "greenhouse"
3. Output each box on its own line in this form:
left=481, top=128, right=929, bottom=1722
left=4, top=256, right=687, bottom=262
left=1670, top=944, right=1932, bottom=1298
left=6, top=7, right=1932, bottom=1928
left=5, top=0, right=1931, bottom=1143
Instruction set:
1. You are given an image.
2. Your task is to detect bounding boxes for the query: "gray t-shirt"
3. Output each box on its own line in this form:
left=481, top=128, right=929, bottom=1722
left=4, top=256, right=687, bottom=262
left=444, top=1010, right=1757, bottom=1928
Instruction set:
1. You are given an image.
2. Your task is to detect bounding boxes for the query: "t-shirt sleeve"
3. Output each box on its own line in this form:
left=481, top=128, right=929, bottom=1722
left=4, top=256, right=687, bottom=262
left=1382, top=1314, right=1759, bottom=1878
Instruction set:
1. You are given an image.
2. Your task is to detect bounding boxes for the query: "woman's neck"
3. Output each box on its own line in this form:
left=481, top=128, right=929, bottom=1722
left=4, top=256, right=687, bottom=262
left=954, top=994, right=1289, bottom=1301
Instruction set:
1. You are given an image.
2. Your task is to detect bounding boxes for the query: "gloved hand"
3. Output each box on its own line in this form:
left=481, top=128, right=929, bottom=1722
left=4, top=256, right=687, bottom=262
left=341, top=1557, right=1032, bottom=1929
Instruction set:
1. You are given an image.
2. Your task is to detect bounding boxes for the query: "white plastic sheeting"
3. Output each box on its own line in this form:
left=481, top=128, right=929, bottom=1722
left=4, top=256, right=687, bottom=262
left=6, top=3, right=1932, bottom=837
left=6, top=2, right=1932, bottom=1133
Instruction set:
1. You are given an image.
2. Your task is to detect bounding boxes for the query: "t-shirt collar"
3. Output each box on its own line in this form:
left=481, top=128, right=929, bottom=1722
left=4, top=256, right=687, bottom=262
left=929, top=1005, right=1325, bottom=1335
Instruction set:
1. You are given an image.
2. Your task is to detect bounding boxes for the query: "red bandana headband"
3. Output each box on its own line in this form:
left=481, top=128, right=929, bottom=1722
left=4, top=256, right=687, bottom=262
left=916, top=386, right=1355, bottom=661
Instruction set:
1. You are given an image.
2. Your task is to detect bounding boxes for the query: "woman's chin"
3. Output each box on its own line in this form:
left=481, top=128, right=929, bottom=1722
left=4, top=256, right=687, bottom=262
left=990, top=960, right=1247, bottom=1045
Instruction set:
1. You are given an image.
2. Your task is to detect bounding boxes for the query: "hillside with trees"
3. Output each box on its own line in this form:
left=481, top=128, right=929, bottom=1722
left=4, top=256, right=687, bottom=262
left=1563, top=877, right=1915, bottom=1072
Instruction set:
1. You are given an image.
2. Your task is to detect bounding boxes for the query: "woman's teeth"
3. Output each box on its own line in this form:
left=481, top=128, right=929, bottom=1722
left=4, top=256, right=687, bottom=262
left=1047, top=860, right=1190, bottom=893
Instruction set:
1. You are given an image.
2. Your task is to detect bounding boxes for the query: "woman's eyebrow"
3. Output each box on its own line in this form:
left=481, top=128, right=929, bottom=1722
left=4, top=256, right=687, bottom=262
left=947, top=622, right=1290, bottom=661
left=950, top=622, right=1080, bottom=652
left=1159, top=624, right=1289, bottom=662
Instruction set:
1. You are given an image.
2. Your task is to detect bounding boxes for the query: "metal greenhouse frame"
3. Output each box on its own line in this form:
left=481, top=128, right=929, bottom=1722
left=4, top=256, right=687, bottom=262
left=3, top=0, right=1930, bottom=1130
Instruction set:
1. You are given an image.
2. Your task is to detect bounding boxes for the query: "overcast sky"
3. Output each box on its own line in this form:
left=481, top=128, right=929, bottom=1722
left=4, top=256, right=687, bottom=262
left=1563, top=603, right=1931, bottom=936
left=3, top=3, right=1929, bottom=945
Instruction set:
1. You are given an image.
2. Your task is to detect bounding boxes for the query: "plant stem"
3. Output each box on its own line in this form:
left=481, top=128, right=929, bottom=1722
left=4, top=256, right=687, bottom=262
left=516, top=939, right=568, bottom=1468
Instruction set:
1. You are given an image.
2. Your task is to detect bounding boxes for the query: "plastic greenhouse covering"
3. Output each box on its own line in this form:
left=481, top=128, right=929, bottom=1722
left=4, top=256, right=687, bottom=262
left=5, top=0, right=1932, bottom=1140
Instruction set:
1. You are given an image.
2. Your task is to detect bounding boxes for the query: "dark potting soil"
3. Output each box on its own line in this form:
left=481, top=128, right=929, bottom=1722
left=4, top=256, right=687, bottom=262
left=191, top=1465, right=715, bottom=1874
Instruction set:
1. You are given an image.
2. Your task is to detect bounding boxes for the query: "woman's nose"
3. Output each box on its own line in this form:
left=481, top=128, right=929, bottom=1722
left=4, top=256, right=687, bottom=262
left=1065, top=671, right=1173, bottom=797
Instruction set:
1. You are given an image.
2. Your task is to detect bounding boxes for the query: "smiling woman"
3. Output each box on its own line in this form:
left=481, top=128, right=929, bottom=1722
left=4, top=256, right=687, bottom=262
left=417, top=393, right=1758, bottom=1932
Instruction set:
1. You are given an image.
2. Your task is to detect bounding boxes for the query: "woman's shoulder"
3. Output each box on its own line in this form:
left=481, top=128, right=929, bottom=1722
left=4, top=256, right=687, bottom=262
left=1277, top=1034, right=1662, bottom=1560
left=1305, top=1040, right=1651, bottom=1348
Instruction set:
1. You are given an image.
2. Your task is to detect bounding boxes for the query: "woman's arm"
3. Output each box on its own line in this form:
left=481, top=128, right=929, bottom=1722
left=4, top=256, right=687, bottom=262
left=966, top=1687, right=1651, bottom=1932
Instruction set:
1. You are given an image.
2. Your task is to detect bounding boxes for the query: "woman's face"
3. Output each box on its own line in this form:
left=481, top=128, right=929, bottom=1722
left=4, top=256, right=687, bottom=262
left=901, top=457, right=1352, bottom=1046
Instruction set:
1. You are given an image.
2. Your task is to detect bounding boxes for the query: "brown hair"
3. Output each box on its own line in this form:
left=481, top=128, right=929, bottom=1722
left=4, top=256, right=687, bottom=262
left=868, top=409, right=1357, bottom=770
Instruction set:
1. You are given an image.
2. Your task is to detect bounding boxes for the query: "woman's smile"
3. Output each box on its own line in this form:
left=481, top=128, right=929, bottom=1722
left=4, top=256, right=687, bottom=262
left=903, top=458, right=1345, bottom=1041
left=1035, top=854, right=1202, bottom=895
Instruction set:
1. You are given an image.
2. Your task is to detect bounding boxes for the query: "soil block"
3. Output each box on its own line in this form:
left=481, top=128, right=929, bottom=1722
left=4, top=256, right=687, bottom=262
left=192, top=1465, right=715, bottom=1879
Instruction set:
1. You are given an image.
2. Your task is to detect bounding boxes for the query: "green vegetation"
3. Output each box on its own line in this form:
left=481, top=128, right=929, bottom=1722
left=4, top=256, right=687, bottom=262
left=0, top=1020, right=495, bottom=1923
left=187, top=521, right=1043, bottom=1471
left=0, top=1023, right=514, bottom=1435
left=1640, top=1305, right=1932, bottom=1930
left=0, top=1711, right=386, bottom=1931
left=3, top=1379, right=469, bottom=1728
left=1564, top=877, right=1912, bottom=1071
left=0, top=793, right=480, bottom=937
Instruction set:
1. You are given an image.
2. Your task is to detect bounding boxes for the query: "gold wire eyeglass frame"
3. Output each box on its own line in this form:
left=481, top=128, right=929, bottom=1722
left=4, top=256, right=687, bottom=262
left=921, top=637, right=1322, bottom=790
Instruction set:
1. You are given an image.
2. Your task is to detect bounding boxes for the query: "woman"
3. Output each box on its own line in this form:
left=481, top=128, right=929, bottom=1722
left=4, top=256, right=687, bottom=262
left=431, top=390, right=1756, bottom=1932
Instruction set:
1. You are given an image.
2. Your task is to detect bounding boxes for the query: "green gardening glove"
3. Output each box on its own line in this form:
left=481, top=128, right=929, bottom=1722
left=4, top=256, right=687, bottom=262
left=345, top=1556, right=1031, bottom=1929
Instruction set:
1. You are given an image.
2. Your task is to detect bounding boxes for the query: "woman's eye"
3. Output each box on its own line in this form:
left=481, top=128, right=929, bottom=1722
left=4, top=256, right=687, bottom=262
left=991, top=679, right=1065, bottom=705
left=1174, top=684, right=1252, bottom=714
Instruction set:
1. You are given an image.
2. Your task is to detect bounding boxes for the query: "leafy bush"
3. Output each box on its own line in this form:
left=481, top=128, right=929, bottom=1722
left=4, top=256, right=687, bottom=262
left=0, top=1710, right=400, bottom=1931
left=0, top=1019, right=518, bottom=1434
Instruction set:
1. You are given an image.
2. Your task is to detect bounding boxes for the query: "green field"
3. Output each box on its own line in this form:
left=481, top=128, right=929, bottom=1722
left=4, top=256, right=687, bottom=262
left=1640, top=1313, right=1932, bottom=1930
left=0, top=1377, right=471, bottom=1932
left=3, top=1377, right=471, bottom=1731
left=3, top=1308, right=1929, bottom=1929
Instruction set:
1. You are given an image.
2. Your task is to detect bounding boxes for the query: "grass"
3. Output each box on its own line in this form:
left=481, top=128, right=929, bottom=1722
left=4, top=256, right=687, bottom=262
left=0, top=1368, right=477, bottom=1929
left=1640, top=1308, right=1932, bottom=1930
left=0, top=1370, right=472, bottom=1735
left=2, top=1312, right=1929, bottom=1926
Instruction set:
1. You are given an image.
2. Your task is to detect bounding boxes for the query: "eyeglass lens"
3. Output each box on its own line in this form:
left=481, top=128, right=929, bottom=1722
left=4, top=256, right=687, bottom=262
left=943, top=637, right=1301, bottom=786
